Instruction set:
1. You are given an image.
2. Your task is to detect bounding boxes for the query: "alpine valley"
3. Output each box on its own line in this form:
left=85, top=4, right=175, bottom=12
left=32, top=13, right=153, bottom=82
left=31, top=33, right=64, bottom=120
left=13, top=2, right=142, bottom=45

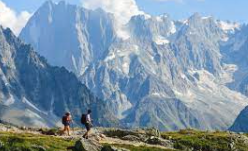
left=0, top=0, right=247, bottom=131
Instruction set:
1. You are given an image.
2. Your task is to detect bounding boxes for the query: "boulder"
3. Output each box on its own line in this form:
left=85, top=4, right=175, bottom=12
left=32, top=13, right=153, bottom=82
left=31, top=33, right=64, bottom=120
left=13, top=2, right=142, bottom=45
left=100, top=134, right=106, bottom=139
left=0, top=124, right=18, bottom=132
left=145, top=128, right=161, bottom=138
left=74, top=138, right=102, bottom=151
left=39, top=128, right=58, bottom=136
left=146, top=136, right=173, bottom=148
left=122, top=135, right=141, bottom=142
left=0, top=125, right=7, bottom=132
left=89, top=133, right=107, bottom=142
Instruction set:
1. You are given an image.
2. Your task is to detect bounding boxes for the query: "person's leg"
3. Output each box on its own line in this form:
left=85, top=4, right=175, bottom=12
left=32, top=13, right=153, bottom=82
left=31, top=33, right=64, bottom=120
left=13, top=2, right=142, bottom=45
left=66, top=126, right=70, bottom=136
left=88, top=130, right=91, bottom=138
left=62, top=125, right=66, bottom=134
left=83, top=124, right=90, bottom=138
left=83, top=130, right=88, bottom=138
left=85, top=125, right=91, bottom=138
left=83, top=130, right=89, bottom=139
left=86, top=130, right=89, bottom=138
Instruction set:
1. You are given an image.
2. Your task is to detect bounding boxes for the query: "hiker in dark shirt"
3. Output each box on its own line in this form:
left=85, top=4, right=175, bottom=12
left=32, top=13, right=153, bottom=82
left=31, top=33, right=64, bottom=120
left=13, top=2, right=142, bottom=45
left=82, top=109, right=92, bottom=139
left=62, top=112, right=72, bottom=136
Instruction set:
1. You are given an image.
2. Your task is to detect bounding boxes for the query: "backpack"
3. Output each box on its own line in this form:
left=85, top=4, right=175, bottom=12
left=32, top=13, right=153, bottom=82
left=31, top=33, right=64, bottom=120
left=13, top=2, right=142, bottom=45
left=62, top=116, right=67, bottom=125
left=81, top=114, right=87, bottom=125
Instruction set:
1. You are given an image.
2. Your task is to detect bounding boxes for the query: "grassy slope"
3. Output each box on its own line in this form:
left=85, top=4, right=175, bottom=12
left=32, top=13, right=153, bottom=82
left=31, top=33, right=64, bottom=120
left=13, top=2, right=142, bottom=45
left=0, top=132, right=75, bottom=151
left=0, top=132, right=171, bottom=151
left=161, top=129, right=248, bottom=151
left=0, top=129, right=248, bottom=151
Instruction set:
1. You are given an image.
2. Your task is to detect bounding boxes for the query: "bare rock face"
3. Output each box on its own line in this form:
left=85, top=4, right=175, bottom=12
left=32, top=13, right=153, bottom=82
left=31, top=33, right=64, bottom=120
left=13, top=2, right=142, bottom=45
left=20, top=1, right=248, bottom=131
left=0, top=27, right=118, bottom=128
left=230, top=106, right=248, bottom=132
left=144, top=128, right=161, bottom=138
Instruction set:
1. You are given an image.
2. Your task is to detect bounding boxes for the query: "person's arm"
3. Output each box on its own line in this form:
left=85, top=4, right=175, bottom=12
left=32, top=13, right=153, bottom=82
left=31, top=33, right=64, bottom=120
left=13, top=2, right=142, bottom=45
left=86, top=114, right=92, bottom=123
left=68, top=116, right=72, bottom=123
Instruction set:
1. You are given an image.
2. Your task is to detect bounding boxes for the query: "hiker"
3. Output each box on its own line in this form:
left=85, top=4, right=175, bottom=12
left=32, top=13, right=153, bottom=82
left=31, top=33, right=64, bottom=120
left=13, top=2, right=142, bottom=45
left=62, top=112, right=72, bottom=136
left=81, top=109, right=93, bottom=139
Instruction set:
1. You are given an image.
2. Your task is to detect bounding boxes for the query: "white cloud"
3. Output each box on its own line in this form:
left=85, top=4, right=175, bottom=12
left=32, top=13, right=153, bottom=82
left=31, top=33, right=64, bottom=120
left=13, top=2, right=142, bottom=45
left=82, top=0, right=143, bottom=24
left=81, top=0, right=144, bottom=40
left=0, top=1, right=32, bottom=35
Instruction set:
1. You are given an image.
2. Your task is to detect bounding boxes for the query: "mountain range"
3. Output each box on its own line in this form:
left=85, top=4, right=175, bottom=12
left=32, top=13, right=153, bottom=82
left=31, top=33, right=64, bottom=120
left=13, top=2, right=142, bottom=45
left=0, top=0, right=247, bottom=131
left=0, top=25, right=118, bottom=128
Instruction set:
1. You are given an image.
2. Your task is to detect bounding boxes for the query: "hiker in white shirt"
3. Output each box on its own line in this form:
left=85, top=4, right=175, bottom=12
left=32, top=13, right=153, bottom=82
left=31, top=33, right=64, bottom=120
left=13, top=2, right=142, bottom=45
left=83, top=109, right=92, bottom=139
left=86, top=113, right=91, bottom=123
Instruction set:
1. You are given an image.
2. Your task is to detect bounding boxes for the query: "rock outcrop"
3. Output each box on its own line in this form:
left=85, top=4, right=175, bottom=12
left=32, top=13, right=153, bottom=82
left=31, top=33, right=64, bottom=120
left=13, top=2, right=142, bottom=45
left=146, top=136, right=173, bottom=148
left=74, top=138, right=103, bottom=151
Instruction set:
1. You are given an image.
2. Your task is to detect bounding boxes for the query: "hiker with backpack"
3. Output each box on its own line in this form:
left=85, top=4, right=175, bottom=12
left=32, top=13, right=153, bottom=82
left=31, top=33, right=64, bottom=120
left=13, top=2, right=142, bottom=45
left=62, top=112, right=72, bottom=136
left=81, top=109, right=93, bottom=139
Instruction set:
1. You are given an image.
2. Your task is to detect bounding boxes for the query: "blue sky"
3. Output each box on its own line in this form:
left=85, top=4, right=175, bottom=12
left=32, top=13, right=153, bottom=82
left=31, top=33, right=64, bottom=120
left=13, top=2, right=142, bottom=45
left=1, top=0, right=248, bottom=23
left=0, top=0, right=247, bottom=35
left=137, top=0, right=248, bottom=23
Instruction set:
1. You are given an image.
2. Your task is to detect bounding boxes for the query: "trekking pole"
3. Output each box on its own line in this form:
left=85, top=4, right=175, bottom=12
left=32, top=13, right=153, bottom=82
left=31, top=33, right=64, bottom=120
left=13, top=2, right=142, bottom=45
left=71, top=120, right=75, bottom=135
left=70, top=112, right=75, bottom=135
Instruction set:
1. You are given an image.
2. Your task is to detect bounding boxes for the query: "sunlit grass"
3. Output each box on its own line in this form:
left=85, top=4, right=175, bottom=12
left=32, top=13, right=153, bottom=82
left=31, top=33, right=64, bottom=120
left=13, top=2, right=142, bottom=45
left=0, top=132, right=75, bottom=151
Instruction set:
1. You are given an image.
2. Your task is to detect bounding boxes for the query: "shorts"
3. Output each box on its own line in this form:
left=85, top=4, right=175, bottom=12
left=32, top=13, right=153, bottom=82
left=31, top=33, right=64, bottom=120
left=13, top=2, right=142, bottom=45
left=85, top=123, right=91, bottom=131
left=64, top=122, right=70, bottom=127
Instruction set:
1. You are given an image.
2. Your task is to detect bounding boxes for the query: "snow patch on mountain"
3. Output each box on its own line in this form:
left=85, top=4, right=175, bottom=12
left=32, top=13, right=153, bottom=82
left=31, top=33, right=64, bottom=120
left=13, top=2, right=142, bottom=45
left=156, top=16, right=163, bottom=22
left=0, top=94, right=15, bottom=106
left=153, top=36, right=170, bottom=45
left=22, top=98, right=43, bottom=113
left=170, top=21, right=177, bottom=34
left=144, top=14, right=152, bottom=20
left=201, top=16, right=212, bottom=20
left=218, top=21, right=240, bottom=33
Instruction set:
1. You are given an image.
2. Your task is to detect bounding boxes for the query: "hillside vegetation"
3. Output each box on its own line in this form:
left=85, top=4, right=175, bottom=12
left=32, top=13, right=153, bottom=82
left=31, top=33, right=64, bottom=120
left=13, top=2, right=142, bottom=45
left=0, top=125, right=248, bottom=151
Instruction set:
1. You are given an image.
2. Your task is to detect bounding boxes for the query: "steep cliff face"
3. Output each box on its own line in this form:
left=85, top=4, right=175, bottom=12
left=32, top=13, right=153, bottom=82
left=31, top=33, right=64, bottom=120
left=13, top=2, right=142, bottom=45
left=20, top=1, right=116, bottom=76
left=229, top=106, right=248, bottom=132
left=0, top=26, right=117, bottom=128
left=221, top=25, right=248, bottom=96
left=20, top=1, right=248, bottom=131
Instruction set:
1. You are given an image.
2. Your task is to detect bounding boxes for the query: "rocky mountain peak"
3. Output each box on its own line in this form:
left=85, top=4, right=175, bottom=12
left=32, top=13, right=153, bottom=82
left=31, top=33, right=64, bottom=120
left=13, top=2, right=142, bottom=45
left=19, top=2, right=248, bottom=131
left=188, top=12, right=202, bottom=22
left=0, top=27, right=118, bottom=128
